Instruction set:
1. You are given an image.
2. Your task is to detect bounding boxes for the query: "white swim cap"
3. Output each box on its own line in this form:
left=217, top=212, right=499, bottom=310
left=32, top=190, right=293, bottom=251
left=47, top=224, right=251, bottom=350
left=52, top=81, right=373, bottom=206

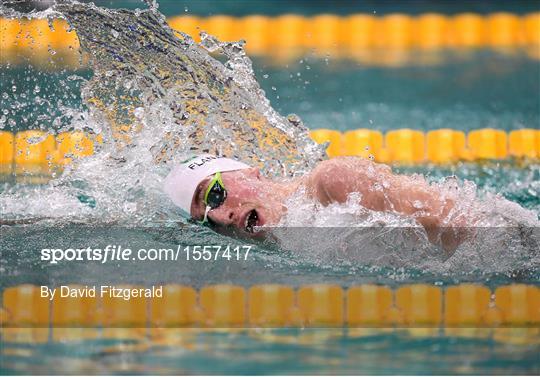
left=163, top=154, right=250, bottom=214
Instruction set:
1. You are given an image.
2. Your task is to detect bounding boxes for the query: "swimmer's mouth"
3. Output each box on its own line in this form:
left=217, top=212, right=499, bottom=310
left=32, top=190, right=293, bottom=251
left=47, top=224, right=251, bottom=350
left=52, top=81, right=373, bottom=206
left=244, top=209, right=259, bottom=233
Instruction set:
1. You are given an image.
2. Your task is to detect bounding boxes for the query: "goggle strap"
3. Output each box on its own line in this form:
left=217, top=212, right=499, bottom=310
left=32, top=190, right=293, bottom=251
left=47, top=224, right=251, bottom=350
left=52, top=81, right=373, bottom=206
left=201, top=205, right=211, bottom=225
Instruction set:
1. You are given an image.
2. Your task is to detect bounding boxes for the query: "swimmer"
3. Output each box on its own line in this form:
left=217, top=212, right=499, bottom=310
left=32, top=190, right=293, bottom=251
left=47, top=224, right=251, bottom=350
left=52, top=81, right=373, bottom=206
left=164, top=154, right=470, bottom=252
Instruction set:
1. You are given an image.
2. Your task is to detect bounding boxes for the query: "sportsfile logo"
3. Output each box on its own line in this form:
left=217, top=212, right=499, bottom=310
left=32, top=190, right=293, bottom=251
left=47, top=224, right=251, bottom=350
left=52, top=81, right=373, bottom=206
left=39, top=244, right=253, bottom=264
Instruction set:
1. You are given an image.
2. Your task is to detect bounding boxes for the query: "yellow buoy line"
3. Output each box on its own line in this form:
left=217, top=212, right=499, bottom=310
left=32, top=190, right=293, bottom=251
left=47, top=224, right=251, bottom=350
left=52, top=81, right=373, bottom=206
left=1, top=12, right=539, bottom=66
left=1, top=128, right=537, bottom=184
left=309, top=127, right=540, bottom=163
left=0, top=284, right=538, bottom=337
left=0, top=130, right=102, bottom=183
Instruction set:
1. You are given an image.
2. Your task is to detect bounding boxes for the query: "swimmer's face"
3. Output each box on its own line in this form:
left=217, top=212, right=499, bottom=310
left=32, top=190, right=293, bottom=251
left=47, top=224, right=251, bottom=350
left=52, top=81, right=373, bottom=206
left=190, top=168, right=283, bottom=235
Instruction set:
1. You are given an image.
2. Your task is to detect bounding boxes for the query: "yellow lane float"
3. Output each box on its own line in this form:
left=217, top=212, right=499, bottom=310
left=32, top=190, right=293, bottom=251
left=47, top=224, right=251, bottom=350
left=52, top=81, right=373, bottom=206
left=309, top=127, right=538, bottom=163
left=249, top=284, right=298, bottom=326
left=297, top=284, right=344, bottom=326
left=385, top=129, right=425, bottom=163
left=308, top=128, right=343, bottom=157
left=1, top=12, right=539, bottom=65
left=0, top=130, right=14, bottom=175
left=426, top=129, right=466, bottom=163
left=468, top=128, right=508, bottom=160
left=200, top=284, right=246, bottom=327
left=2, top=284, right=538, bottom=334
left=509, top=128, right=538, bottom=158
left=14, top=130, right=57, bottom=182
left=0, top=127, right=537, bottom=184
left=347, top=284, right=393, bottom=326
left=343, top=129, right=383, bottom=159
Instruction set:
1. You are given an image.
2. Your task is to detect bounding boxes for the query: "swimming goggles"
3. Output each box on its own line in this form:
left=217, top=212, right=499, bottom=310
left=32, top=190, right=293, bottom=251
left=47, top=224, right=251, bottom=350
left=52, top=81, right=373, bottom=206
left=204, top=171, right=227, bottom=209
left=201, top=172, right=227, bottom=225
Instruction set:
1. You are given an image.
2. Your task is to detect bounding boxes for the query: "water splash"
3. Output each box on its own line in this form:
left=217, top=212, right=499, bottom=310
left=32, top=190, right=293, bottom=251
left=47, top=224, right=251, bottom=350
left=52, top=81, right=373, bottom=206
left=272, top=168, right=539, bottom=274
left=50, top=1, right=324, bottom=174
left=0, top=0, right=324, bottom=223
left=0, top=1, right=538, bottom=277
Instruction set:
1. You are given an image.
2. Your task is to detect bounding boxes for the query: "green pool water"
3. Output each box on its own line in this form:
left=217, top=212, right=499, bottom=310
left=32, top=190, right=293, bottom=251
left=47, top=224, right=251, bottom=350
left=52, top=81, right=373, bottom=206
left=3, top=50, right=540, bottom=134
left=2, top=329, right=539, bottom=375
left=1, top=48, right=539, bottom=374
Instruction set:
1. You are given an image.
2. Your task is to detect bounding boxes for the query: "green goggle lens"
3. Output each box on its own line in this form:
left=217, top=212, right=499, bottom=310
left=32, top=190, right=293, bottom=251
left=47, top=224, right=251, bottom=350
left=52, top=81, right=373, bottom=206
left=203, top=172, right=227, bottom=209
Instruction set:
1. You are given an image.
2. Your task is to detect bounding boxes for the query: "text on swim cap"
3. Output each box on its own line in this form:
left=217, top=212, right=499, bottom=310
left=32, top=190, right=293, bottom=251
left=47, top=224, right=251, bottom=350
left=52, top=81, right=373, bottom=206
left=188, top=155, right=218, bottom=170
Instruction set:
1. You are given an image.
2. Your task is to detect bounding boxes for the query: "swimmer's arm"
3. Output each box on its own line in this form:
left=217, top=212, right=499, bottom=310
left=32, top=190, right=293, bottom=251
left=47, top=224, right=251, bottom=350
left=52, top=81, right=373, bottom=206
left=308, top=157, right=471, bottom=253
left=307, top=158, right=454, bottom=229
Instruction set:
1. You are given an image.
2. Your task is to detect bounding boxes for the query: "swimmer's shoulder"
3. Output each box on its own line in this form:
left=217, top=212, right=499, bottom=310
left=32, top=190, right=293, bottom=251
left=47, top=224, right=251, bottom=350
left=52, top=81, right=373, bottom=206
left=306, top=157, right=392, bottom=205
left=310, top=157, right=390, bottom=179
left=306, top=157, right=364, bottom=204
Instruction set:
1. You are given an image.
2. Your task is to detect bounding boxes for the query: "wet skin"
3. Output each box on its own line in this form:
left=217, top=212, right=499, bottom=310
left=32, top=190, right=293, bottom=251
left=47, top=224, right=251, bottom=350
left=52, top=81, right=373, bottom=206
left=190, top=167, right=296, bottom=234
left=190, top=157, right=470, bottom=251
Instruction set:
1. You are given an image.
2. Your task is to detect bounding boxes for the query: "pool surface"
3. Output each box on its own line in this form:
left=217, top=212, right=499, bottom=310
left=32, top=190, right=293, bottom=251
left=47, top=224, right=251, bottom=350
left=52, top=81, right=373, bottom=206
left=1, top=1, right=539, bottom=375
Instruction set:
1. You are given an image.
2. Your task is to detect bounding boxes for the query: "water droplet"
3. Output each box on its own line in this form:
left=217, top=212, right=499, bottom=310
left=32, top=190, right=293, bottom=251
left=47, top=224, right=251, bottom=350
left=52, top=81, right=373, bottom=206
left=47, top=17, right=55, bottom=32
left=413, top=200, right=424, bottom=209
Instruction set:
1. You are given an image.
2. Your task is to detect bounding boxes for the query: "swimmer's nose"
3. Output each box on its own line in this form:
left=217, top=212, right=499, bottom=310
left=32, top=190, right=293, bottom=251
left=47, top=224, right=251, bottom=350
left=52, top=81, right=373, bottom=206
left=207, top=207, right=236, bottom=227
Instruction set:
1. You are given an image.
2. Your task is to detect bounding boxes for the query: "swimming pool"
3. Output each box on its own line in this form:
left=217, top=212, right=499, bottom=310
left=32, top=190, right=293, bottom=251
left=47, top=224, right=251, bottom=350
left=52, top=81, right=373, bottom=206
left=1, top=1, right=539, bottom=375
